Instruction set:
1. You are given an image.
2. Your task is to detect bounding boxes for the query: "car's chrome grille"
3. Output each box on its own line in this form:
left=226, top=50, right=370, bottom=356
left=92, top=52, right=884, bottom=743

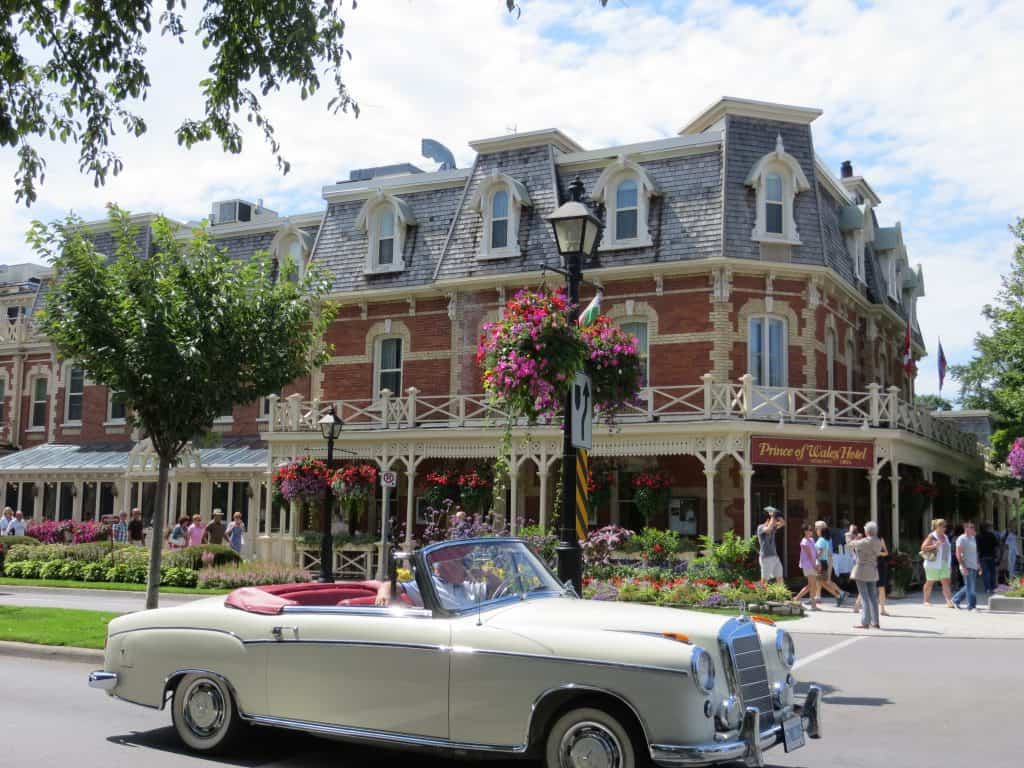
left=719, top=619, right=774, bottom=726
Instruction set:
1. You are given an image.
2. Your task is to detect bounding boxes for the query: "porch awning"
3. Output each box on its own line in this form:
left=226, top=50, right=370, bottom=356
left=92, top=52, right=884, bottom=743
left=0, top=443, right=131, bottom=472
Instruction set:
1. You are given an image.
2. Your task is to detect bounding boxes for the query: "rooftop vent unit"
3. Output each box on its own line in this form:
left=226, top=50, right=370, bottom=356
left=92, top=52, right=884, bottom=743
left=347, top=163, right=424, bottom=183
left=211, top=199, right=255, bottom=226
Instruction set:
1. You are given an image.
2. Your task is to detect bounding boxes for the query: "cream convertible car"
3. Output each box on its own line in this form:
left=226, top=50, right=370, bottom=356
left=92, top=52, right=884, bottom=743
left=89, top=538, right=821, bottom=768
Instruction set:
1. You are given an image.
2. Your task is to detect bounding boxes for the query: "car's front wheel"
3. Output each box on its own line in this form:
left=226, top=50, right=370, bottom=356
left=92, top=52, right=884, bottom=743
left=171, top=672, right=242, bottom=754
left=544, top=706, right=641, bottom=768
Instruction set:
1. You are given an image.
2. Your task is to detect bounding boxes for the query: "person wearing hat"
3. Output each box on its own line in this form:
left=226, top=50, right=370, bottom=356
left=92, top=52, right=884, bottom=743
left=202, top=509, right=227, bottom=545
left=757, top=507, right=786, bottom=587
left=375, top=543, right=500, bottom=609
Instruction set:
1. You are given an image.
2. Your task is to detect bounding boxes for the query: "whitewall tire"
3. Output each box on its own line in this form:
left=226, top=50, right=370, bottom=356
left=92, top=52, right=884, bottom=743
left=171, top=672, right=242, bottom=754
left=544, top=706, right=640, bottom=768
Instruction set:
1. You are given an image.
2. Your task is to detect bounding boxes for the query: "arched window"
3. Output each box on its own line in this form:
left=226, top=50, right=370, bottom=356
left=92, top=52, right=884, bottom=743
left=765, top=173, right=784, bottom=235
left=355, top=191, right=415, bottom=274
left=375, top=205, right=396, bottom=266
left=614, top=178, right=639, bottom=241
left=375, top=337, right=403, bottom=396
left=745, top=134, right=810, bottom=245
left=490, top=189, right=509, bottom=250
left=748, top=316, right=787, bottom=388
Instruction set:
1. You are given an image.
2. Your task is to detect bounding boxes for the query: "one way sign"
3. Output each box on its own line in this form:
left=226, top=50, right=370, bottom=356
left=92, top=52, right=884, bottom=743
left=571, top=372, right=593, bottom=450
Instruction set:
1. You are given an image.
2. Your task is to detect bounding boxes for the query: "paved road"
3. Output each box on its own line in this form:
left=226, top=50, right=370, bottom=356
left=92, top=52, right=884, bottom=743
left=0, top=585, right=205, bottom=613
left=3, top=634, right=1021, bottom=767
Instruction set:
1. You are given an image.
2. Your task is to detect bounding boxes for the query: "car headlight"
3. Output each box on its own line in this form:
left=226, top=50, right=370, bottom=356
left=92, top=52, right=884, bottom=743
left=776, top=629, right=795, bottom=669
left=716, top=695, right=741, bottom=730
left=691, top=647, right=715, bottom=693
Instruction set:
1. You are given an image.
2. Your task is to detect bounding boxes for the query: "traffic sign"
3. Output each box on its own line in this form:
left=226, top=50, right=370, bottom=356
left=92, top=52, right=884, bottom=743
left=571, top=372, right=593, bottom=450
left=381, top=470, right=398, bottom=488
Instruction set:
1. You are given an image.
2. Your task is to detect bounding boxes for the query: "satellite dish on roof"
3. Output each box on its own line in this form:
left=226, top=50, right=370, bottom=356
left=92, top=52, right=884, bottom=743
left=421, top=139, right=456, bottom=171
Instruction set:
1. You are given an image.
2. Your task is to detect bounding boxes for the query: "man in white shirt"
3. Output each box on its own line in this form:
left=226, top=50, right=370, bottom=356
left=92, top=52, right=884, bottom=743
left=7, top=510, right=27, bottom=537
left=1005, top=529, right=1018, bottom=579
left=0, top=507, right=12, bottom=536
left=376, top=545, right=499, bottom=610
left=952, top=522, right=979, bottom=611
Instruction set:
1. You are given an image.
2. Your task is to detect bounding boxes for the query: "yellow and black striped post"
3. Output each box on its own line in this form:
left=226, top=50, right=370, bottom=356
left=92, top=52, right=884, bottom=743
left=575, top=448, right=591, bottom=542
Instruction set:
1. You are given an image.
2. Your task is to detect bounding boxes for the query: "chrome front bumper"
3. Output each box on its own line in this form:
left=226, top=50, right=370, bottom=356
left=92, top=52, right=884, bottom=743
left=650, top=685, right=822, bottom=767
left=88, top=670, right=118, bottom=691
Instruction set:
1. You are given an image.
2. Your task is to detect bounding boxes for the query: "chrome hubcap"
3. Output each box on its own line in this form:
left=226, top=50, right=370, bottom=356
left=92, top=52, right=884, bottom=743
left=560, top=721, right=623, bottom=768
left=183, top=680, right=226, bottom=737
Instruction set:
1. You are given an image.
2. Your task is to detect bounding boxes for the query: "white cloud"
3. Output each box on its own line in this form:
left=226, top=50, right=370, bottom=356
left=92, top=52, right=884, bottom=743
left=1, top=0, right=1021, bottom=394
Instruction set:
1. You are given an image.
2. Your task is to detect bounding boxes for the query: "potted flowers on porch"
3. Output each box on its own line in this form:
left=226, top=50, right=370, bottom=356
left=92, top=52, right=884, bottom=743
left=331, top=463, right=378, bottom=535
left=632, top=470, right=672, bottom=523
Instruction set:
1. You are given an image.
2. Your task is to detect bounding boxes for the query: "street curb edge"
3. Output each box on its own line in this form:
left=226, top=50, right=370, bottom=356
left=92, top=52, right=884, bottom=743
left=0, top=640, right=103, bottom=663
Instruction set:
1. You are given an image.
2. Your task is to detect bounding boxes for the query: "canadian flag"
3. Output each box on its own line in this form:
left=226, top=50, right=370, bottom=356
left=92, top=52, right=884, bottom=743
left=902, top=316, right=917, bottom=376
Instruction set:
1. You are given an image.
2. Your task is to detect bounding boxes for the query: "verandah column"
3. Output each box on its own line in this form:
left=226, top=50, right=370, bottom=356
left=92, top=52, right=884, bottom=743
left=741, top=465, right=755, bottom=539
left=868, top=469, right=880, bottom=525
left=538, top=464, right=550, bottom=530
left=704, top=467, right=717, bottom=542
left=889, top=460, right=901, bottom=549
left=509, top=468, right=520, bottom=536
left=404, top=458, right=417, bottom=550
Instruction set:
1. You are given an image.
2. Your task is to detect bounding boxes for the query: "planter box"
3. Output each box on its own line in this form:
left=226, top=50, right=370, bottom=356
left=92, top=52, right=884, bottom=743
left=747, top=600, right=805, bottom=617
left=989, top=595, right=1024, bottom=612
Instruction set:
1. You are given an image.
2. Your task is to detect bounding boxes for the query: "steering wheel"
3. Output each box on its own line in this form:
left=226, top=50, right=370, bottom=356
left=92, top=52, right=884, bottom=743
left=487, top=574, right=522, bottom=601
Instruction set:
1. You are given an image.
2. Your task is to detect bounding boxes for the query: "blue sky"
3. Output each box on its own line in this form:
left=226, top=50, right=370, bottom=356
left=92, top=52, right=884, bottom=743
left=2, top=0, right=1021, bottom=399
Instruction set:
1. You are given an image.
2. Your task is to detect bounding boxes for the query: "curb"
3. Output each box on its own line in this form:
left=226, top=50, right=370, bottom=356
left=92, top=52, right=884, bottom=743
left=0, top=640, right=103, bottom=664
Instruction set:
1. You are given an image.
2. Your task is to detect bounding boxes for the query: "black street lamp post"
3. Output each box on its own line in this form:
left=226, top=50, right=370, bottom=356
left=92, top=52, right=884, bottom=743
left=546, top=177, right=603, bottom=596
left=317, top=405, right=344, bottom=583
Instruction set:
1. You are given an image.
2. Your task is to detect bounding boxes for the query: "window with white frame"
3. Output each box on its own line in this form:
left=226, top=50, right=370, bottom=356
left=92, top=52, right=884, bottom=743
left=745, top=135, right=810, bottom=245
left=748, top=316, right=787, bottom=387
left=846, top=338, right=855, bottom=392
left=259, top=390, right=282, bottom=419
left=65, top=367, right=84, bottom=423
left=356, top=192, right=415, bottom=274
left=590, top=156, right=658, bottom=249
left=31, top=377, right=47, bottom=428
left=886, top=258, right=900, bottom=301
left=470, top=173, right=531, bottom=259
left=108, top=389, right=127, bottom=423
left=375, top=337, right=403, bottom=396
left=848, top=231, right=866, bottom=283
left=825, top=328, right=837, bottom=390
left=621, top=321, right=649, bottom=386
left=279, top=235, right=305, bottom=283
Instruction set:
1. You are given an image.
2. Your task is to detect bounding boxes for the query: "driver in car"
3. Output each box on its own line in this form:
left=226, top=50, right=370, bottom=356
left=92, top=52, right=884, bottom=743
left=375, top=544, right=501, bottom=609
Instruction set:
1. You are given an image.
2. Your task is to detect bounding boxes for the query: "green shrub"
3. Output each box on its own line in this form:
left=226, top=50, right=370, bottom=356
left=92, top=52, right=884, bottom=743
left=38, top=560, right=64, bottom=580
left=198, top=561, right=310, bottom=589
left=163, top=544, right=241, bottom=569
left=58, top=560, right=85, bottom=580
left=19, top=560, right=42, bottom=578
left=161, top=567, right=198, bottom=588
left=684, top=556, right=729, bottom=582
left=634, top=527, right=681, bottom=565
left=82, top=562, right=107, bottom=582
left=3, top=560, right=23, bottom=577
left=617, top=580, right=658, bottom=602
left=696, top=531, right=759, bottom=582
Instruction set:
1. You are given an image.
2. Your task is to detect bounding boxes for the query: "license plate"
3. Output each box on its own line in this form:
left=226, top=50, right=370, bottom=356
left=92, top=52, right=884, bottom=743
left=782, top=716, right=805, bottom=753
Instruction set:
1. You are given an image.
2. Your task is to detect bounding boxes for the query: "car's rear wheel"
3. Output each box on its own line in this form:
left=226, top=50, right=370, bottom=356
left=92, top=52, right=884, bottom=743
left=171, top=672, right=241, bottom=754
left=544, top=706, right=640, bottom=768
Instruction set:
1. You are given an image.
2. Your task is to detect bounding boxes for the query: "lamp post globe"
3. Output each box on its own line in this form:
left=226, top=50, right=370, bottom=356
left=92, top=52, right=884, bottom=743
left=317, top=406, right=344, bottom=583
left=545, top=176, right=603, bottom=596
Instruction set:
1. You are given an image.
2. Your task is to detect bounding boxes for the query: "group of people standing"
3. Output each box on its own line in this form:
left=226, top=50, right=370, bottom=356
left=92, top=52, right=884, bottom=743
left=920, top=518, right=1018, bottom=610
left=0, top=507, right=27, bottom=536
left=165, top=510, right=246, bottom=554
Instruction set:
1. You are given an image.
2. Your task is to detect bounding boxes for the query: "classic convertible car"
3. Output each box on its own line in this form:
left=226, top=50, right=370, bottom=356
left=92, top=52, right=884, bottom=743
left=89, top=537, right=821, bottom=767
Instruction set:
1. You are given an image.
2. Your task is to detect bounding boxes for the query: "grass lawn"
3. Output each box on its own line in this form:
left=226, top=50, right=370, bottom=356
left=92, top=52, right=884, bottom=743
left=0, top=577, right=230, bottom=595
left=0, top=606, right=118, bottom=649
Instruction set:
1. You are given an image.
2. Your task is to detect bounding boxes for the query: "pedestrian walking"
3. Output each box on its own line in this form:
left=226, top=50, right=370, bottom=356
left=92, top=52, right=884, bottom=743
left=167, top=515, right=189, bottom=549
left=799, top=524, right=820, bottom=610
left=187, top=514, right=205, bottom=546
left=202, top=510, right=226, bottom=545
left=921, top=518, right=954, bottom=608
left=952, top=521, right=980, bottom=610
left=794, top=520, right=845, bottom=605
left=849, top=520, right=884, bottom=629
left=756, top=507, right=786, bottom=587
left=225, top=511, right=245, bottom=554
left=0, top=507, right=13, bottom=536
left=112, top=511, right=130, bottom=543
left=1007, top=528, right=1019, bottom=579
left=949, top=524, right=964, bottom=592
left=977, top=523, right=999, bottom=593
left=127, top=508, right=145, bottom=546
left=876, top=535, right=891, bottom=617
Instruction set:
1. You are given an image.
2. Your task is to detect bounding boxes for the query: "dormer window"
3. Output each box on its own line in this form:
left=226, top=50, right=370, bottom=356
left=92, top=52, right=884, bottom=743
left=356, top=190, right=416, bottom=274
left=745, top=134, right=810, bottom=245
left=470, top=172, right=531, bottom=259
left=269, top=224, right=313, bottom=284
left=590, top=155, right=658, bottom=249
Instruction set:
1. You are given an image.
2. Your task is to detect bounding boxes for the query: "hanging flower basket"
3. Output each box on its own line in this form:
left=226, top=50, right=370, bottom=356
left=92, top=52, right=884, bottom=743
left=477, top=287, right=644, bottom=425
left=587, top=462, right=616, bottom=511
left=423, top=470, right=460, bottom=510
left=632, top=470, right=672, bottom=521
left=458, top=470, right=493, bottom=514
left=272, top=456, right=331, bottom=508
left=331, top=463, right=378, bottom=504
left=580, top=316, right=644, bottom=416
left=1008, top=438, right=1024, bottom=479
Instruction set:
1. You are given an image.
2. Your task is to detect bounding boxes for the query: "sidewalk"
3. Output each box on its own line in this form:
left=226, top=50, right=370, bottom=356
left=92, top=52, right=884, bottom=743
left=786, top=592, right=1024, bottom=639
left=0, top=584, right=207, bottom=614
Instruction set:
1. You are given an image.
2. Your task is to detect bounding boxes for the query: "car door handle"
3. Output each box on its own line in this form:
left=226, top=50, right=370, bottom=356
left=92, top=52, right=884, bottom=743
left=271, top=626, right=299, bottom=641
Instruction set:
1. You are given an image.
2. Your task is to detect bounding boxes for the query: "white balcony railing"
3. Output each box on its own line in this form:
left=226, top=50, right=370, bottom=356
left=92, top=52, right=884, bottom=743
left=0, top=317, right=42, bottom=345
left=265, top=375, right=983, bottom=458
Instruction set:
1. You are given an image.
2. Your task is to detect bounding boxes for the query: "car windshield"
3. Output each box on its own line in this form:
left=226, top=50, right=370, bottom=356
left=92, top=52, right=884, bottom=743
left=421, top=539, right=563, bottom=613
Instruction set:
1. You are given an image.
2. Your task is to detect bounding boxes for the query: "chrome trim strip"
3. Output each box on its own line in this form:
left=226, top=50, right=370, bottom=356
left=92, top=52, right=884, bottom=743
left=88, top=671, right=118, bottom=691
left=279, top=605, right=434, bottom=618
left=240, top=713, right=529, bottom=754
left=243, top=638, right=448, bottom=653
left=450, top=645, right=689, bottom=678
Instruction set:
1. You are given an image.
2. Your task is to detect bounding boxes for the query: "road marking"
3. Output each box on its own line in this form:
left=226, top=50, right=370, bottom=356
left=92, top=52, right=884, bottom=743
left=794, top=636, right=864, bottom=671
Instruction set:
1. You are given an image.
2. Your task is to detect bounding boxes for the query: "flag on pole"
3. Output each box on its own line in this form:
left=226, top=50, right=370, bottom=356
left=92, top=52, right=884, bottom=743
left=578, top=290, right=602, bottom=327
left=938, top=339, right=948, bottom=392
left=902, top=316, right=917, bottom=376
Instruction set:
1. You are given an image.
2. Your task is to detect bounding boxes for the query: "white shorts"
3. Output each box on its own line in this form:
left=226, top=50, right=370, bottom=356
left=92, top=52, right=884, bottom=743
left=760, top=555, right=784, bottom=580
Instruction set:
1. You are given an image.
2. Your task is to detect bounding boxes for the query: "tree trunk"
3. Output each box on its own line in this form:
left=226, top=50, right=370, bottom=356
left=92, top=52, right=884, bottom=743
left=145, top=456, right=170, bottom=610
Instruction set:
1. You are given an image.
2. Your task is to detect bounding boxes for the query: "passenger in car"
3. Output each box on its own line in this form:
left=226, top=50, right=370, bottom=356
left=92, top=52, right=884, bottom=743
left=375, top=544, right=500, bottom=610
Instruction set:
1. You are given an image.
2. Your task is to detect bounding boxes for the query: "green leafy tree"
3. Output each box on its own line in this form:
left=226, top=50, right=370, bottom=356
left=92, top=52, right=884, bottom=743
left=29, top=207, right=334, bottom=608
left=953, top=218, right=1024, bottom=463
left=915, top=394, right=953, bottom=412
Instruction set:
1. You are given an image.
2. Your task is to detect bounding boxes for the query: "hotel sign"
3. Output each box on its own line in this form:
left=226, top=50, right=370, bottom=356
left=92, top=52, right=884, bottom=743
left=750, top=436, right=874, bottom=469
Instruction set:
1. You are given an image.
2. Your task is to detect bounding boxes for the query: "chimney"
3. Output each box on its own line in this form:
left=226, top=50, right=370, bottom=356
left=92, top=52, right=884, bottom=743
left=840, top=160, right=853, bottom=179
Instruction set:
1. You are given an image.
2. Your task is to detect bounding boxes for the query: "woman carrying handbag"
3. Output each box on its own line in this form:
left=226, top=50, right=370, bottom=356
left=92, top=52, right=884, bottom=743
left=921, top=518, right=954, bottom=608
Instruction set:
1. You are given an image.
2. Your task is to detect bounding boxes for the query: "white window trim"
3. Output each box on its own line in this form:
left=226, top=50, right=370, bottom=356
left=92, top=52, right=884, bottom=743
left=269, top=223, right=313, bottom=284
left=63, top=365, right=84, bottom=426
left=747, top=315, right=789, bottom=387
left=373, top=336, right=404, bottom=398
left=590, top=155, right=658, bottom=250
left=745, top=134, right=810, bottom=246
left=355, top=190, right=416, bottom=275
left=469, top=171, right=531, bottom=260
left=107, top=389, right=127, bottom=425
left=29, top=375, right=48, bottom=430
left=619, top=319, right=650, bottom=387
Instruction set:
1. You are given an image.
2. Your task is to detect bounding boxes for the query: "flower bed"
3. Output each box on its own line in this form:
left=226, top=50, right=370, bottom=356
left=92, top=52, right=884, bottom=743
left=198, top=561, right=311, bottom=589
left=25, top=519, right=109, bottom=544
left=584, top=572, right=798, bottom=613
